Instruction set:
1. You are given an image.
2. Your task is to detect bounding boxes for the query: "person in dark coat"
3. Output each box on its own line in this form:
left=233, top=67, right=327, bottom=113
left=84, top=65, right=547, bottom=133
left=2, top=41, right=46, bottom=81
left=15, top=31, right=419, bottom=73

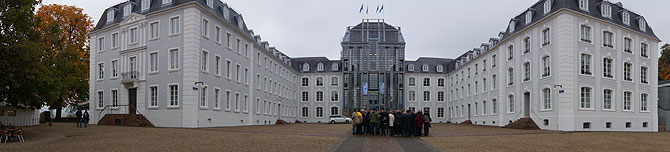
left=409, top=110, right=416, bottom=136
left=75, top=108, right=83, bottom=128
left=414, top=111, right=425, bottom=136
left=393, top=110, right=402, bottom=136
left=402, top=110, right=412, bottom=137
left=423, top=111, right=432, bottom=136
left=83, top=110, right=90, bottom=128
left=379, top=109, right=389, bottom=136
left=362, top=110, right=370, bottom=135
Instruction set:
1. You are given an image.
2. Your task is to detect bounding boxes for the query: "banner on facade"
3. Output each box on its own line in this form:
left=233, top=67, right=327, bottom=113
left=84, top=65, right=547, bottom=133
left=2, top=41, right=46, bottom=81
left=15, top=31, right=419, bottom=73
left=379, top=83, right=385, bottom=94
left=362, top=83, right=368, bottom=95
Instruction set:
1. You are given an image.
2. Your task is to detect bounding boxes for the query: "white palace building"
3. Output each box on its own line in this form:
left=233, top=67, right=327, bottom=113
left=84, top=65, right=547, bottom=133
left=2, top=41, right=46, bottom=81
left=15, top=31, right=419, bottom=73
left=89, top=0, right=660, bottom=131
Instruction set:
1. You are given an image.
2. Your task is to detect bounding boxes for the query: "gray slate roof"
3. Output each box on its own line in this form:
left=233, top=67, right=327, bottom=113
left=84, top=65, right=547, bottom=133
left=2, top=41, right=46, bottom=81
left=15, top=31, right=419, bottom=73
left=291, top=57, right=341, bottom=73
left=404, top=57, right=452, bottom=74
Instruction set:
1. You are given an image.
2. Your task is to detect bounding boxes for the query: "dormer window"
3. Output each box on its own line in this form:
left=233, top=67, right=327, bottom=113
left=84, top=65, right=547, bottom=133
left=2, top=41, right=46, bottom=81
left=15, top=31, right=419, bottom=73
left=317, top=62, right=324, bottom=71
left=162, top=0, right=171, bottom=5
left=525, top=11, right=533, bottom=25
left=509, top=21, right=516, bottom=32
left=207, top=0, right=213, bottom=8
left=332, top=63, right=338, bottom=71
left=422, top=64, right=429, bottom=72
left=639, top=18, right=646, bottom=32
left=601, top=3, right=611, bottom=18
left=622, top=11, right=630, bottom=25
left=123, top=3, right=132, bottom=17
left=141, top=0, right=150, bottom=11
left=579, top=0, right=589, bottom=11
left=222, top=5, right=230, bottom=20
left=437, top=65, right=444, bottom=72
left=408, top=64, right=414, bottom=71
left=543, top=0, right=552, bottom=14
left=302, top=63, right=310, bottom=72
left=106, top=10, right=115, bottom=23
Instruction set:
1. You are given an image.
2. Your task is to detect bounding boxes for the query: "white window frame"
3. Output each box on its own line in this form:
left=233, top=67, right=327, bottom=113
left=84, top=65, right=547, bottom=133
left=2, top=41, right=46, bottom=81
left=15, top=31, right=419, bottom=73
left=580, top=53, right=592, bottom=76
left=111, top=59, right=118, bottom=78
left=97, top=62, right=105, bottom=80
left=623, top=91, right=632, bottom=111
left=544, top=0, right=552, bottom=14
left=129, top=26, right=139, bottom=45
left=201, top=49, right=209, bottom=73
left=149, top=51, right=159, bottom=74
left=602, top=31, right=614, bottom=48
left=123, top=4, right=132, bottom=17
left=542, top=28, right=551, bottom=46
left=169, top=16, right=180, bottom=36
left=408, top=77, right=416, bottom=86
left=315, top=107, right=324, bottom=118
left=106, top=10, right=115, bottom=24
left=542, top=88, right=551, bottom=111
left=601, top=4, right=611, bottom=18
left=317, top=63, right=324, bottom=71
left=580, top=24, right=592, bottom=43
left=579, top=0, right=589, bottom=11
left=580, top=86, right=593, bottom=110
left=622, top=11, right=630, bottom=25
left=141, top=0, right=150, bottom=11
left=331, top=91, right=339, bottom=102
left=149, top=21, right=160, bottom=40
left=168, top=83, right=179, bottom=108
left=201, top=18, right=209, bottom=38
left=331, top=76, right=339, bottom=86
left=624, top=62, right=632, bottom=82
left=639, top=19, right=646, bottom=32
left=199, top=85, right=208, bottom=108
left=508, top=95, right=515, bottom=113
left=169, top=48, right=180, bottom=71
left=98, top=36, right=105, bottom=52
left=603, top=89, right=614, bottom=111
left=225, top=90, right=231, bottom=111
left=149, top=85, right=159, bottom=108
left=316, top=91, right=324, bottom=102
left=214, top=55, right=221, bottom=76
left=641, top=93, right=649, bottom=112
left=111, top=89, right=118, bottom=108
left=111, top=32, right=119, bottom=49
left=603, top=57, right=613, bottom=79
left=97, top=90, right=104, bottom=109
left=215, top=25, right=221, bottom=44
left=162, top=0, right=171, bottom=5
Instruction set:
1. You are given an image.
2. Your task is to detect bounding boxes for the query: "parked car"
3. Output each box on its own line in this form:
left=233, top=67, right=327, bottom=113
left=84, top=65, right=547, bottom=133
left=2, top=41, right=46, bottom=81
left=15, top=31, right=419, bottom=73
left=329, top=115, right=352, bottom=124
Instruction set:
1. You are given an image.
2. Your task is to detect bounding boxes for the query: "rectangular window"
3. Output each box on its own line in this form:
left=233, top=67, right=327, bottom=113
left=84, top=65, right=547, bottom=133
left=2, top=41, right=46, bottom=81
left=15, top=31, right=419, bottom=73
left=542, top=28, right=551, bottom=46
left=235, top=93, right=240, bottom=111
left=624, top=38, right=632, bottom=53
left=150, top=52, right=158, bottom=72
left=409, top=91, right=416, bottom=101
left=150, top=86, right=158, bottom=107
left=226, top=91, right=231, bottom=110
left=524, top=37, right=531, bottom=53
left=331, top=77, right=338, bottom=86
left=215, top=56, right=220, bottom=75
left=316, top=91, right=323, bottom=101
left=226, top=60, right=231, bottom=79
left=236, top=64, right=240, bottom=82
left=170, top=49, right=179, bottom=70
left=492, top=55, right=497, bottom=67
left=150, top=22, right=159, bottom=39
left=244, top=95, right=248, bottom=112
left=542, top=56, right=550, bottom=77
left=111, top=90, right=118, bottom=107
left=226, top=33, right=232, bottom=48
left=603, top=89, right=612, bottom=110
left=215, top=26, right=221, bottom=43
left=170, top=16, right=180, bottom=34
left=603, top=31, right=613, bottom=48
left=641, top=43, right=648, bottom=57
left=112, top=33, right=118, bottom=48
left=492, top=75, right=497, bottom=90
left=438, top=79, right=444, bottom=87
left=200, top=86, right=207, bottom=107
left=624, top=62, right=632, bottom=81
left=111, top=60, right=118, bottom=77
left=508, top=68, right=514, bottom=86
left=523, top=62, right=531, bottom=82
left=641, top=66, right=648, bottom=84
left=98, top=63, right=105, bottom=80
left=98, top=37, right=105, bottom=51
left=581, top=25, right=591, bottom=42
left=214, top=88, right=220, bottom=109
left=438, top=91, right=444, bottom=101
left=579, top=0, right=588, bottom=11
left=508, top=46, right=514, bottom=60
left=202, top=19, right=208, bottom=37
left=641, top=93, right=648, bottom=112
left=129, top=27, right=138, bottom=44
left=244, top=68, right=249, bottom=84
left=98, top=91, right=104, bottom=108
left=603, top=58, right=613, bottom=78
left=201, top=51, right=208, bottom=72
left=423, top=91, right=430, bottom=101
left=331, top=91, right=339, bottom=101
left=169, top=84, right=179, bottom=107
left=302, top=92, right=309, bottom=102
left=580, top=87, right=591, bottom=109
left=623, top=91, right=632, bottom=111
left=492, top=99, right=497, bottom=114
left=162, top=0, right=171, bottom=5
left=580, top=54, right=591, bottom=75
left=543, top=88, right=551, bottom=110
left=508, top=95, right=515, bottom=113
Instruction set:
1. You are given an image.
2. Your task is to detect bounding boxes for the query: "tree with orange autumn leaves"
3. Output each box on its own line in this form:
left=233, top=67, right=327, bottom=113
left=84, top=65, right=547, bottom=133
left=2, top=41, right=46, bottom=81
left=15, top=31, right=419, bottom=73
left=35, top=4, right=94, bottom=115
left=659, top=44, right=670, bottom=80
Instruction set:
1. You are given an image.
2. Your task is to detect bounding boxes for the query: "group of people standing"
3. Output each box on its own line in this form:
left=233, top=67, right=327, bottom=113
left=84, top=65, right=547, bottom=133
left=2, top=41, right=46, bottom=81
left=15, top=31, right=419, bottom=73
left=76, top=108, right=90, bottom=128
left=351, top=108, right=431, bottom=137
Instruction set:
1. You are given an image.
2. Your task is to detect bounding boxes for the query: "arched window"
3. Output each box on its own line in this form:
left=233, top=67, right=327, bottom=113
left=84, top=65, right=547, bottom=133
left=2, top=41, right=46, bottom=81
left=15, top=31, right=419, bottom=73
left=316, top=77, right=323, bottom=86
left=331, top=107, right=339, bottom=116
left=423, top=91, right=430, bottom=101
left=423, top=78, right=430, bottom=86
left=316, top=107, right=324, bottom=118
left=123, top=3, right=133, bottom=17
left=525, top=11, right=533, bottom=24
left=422, top=64, right=429, bottom=72
left=317, top=62, right=324, bottom=71
left=301, top=107, right=308, bottom=117
left=302, top=63, right=310, bottom=71
left=316, top=91, right=324, bottom=101
left=331, top=63, right=338, bottom=71
left=437, top=65, right=443, bottom=72
left=600, top=3, right=611, bottom=18
left=408, top=77, right=416, bottom=86
left=408, top=64, right=414, bottom=71
left=543, top=0, right=552, bottom=14
left=301, top=91, right=309, bottom=101
left=107, top=10, right=115, bottom=23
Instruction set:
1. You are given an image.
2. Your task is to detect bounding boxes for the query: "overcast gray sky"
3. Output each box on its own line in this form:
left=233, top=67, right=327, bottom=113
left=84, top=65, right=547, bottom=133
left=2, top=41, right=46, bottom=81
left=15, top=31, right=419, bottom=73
left=42, top=0, right=669, bottom=60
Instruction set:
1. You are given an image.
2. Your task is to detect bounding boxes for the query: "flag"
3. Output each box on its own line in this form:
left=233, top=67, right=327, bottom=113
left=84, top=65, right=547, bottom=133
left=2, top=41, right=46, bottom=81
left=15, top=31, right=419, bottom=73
left=366, top=5, right=369, bottom=14
left=380, top=5, right=384, bottom=13
left=376, top=5, right=380, bottom=13
left=359, top=4, right=364, bottom=13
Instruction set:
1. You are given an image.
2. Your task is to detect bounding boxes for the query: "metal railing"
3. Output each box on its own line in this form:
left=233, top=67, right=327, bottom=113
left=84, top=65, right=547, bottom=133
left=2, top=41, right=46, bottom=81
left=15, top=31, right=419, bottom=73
left=97, top=104, right=143, bottom=123
left=121, top=71, right=139, bottom=83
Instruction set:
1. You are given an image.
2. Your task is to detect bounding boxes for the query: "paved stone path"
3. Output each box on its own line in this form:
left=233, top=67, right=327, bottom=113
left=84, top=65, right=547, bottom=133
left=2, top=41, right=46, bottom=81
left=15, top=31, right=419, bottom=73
left=330, top=132, right=439, bottom=152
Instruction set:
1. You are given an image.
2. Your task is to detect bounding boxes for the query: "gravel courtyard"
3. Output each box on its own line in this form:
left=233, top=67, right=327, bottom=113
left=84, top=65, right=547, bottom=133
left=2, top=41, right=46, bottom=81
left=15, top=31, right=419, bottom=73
left=1, top=123, right=669, bottom=152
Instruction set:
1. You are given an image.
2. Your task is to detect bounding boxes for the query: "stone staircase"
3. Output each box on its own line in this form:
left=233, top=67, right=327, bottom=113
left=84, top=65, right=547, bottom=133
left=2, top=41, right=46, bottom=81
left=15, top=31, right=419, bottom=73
left=98, top=114, right=155, bottom=127
left=504, top=117, right=539, bottom=130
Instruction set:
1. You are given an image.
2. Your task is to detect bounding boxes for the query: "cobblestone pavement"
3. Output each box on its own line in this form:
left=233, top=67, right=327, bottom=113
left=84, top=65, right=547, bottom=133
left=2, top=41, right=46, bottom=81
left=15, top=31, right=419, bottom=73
left=331, top=132, right=438, bottom=152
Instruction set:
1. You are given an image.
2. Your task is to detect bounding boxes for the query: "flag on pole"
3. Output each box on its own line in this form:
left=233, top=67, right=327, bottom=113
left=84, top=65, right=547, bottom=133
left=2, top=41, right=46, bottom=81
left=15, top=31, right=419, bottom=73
left=380, top=5, right=384, bottom=13
left=376, top=5, right=380, bottom=13
left=359, top=4, right=364, bottom=13
left=366, top=5, right=369, bottom=14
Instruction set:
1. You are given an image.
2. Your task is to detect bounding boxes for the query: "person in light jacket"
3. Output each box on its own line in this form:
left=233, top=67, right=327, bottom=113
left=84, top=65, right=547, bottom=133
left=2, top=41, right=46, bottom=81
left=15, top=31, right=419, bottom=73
left=388, top=111, right=395, bottom=136
left=352, top=109, right=363, bottom=135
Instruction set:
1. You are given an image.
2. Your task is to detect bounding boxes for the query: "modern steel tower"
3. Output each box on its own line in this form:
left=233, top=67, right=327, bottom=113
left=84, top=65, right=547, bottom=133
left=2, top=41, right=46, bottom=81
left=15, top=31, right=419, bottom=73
left=341, top=19, right=405, bottom=114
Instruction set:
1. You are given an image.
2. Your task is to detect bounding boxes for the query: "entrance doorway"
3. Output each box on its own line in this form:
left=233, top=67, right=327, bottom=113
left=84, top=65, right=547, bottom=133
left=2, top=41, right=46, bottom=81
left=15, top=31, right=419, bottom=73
left=129, top=88, right=137, bottom=115
left=523, top=92, right=530, bottom=118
